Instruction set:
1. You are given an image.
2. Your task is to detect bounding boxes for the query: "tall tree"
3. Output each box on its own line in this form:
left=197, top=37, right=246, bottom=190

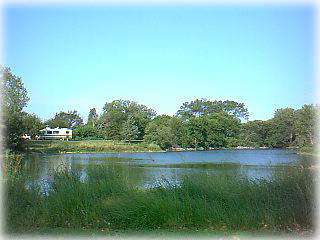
left=87, top=108, right=99, bottom=127
left=46, top=110, right=83, bottom=129
left=1, top=67, right=29, bottom=150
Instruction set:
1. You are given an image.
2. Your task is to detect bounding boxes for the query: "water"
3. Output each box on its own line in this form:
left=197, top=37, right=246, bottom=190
left=22, top=149, right=312, bottom=193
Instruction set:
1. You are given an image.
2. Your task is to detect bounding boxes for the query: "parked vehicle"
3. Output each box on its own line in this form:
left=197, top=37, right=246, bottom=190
left=40, top=127, right=72, bottom=140
left=21, top=134, right=31, bottom=140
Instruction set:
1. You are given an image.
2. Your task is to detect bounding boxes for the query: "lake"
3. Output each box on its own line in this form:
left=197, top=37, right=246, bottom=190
left=23, top=149, right=312, bottom=193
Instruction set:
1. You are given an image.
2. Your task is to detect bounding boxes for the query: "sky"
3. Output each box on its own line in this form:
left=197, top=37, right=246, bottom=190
left=4, top=4, right=315, bottom=122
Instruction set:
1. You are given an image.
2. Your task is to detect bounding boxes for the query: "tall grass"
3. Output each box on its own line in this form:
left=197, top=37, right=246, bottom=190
left=27, top=140, right=161, bottom=154
left=4, top=161, right=315, bottom=236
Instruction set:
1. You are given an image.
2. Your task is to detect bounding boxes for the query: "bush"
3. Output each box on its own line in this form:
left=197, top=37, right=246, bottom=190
left=73, top=125, right=105, bottom=140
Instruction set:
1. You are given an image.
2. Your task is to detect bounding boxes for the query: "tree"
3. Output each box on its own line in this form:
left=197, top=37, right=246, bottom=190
left=176, top=99, right=249, bottom=120
left=144, top=115, right=175, bottom=150
left=101, top=100, right=156, bottom=140
left=267, top=108, right=296, bottom=148
left=87, top=108, right=99, bottom=127
left=294, top=104, right=318, bottom=146
left=183, top=112, right=241, bottom=149
left=239, top=120, right=271, bottom=147
left=21, top=112, right=44, bottom=138
left=46, top=110, right=83, bottom=129
left=184, top=116, right=209, bottom=149
left=120, top=116, right=140, bottom=142
left=1, top=67, right=30, bottom=150
left=206, top=112, right=241, bottom=148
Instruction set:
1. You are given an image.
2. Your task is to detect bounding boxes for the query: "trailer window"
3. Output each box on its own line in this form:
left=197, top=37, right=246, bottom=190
left=66, top=131, right=69, bottom=134
left=53, top=131, right=59, bottom=134
left=47, top=131, right=52, bottom=134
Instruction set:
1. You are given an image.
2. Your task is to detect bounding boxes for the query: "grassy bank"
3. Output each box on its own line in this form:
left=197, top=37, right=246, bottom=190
left=4, top=159, right=315, bottom=236
left=26, top=140, right=162, bottom=154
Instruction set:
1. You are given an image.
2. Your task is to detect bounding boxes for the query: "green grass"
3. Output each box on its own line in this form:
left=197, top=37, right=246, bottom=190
left=4, top=158, right=315, bottom=236
left=26, top=140, right=162, bottom=154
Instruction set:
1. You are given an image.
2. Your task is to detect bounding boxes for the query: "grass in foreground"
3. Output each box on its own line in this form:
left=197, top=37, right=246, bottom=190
left=26, top=140, right=162, bottom=154
left=4, top=156, right=315, bottom=237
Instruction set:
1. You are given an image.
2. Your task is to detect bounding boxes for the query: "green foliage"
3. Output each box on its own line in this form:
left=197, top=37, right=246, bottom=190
left=144, top=115, right=175, bottom=150
left=144, top=115, right=185, bottom=150
left=183, top=112, right=241, bottom=149
left=238, top=106, right=318, bottom=149
left=207, top=112, right=241, bottom=148
left=177, top=99, right=249, bottom=120
left=46, top=110, right=83, bottom=129
left=144, top=112, right=241, bottom=150
left=21, top=112, right=45, bottom=138
left=1, top=67, right=30, bottom=151
left=239, top=120, right=271, bottom=147
left=73, top=125, right=105, bottom=140
left=294, top=105, right=318, bottom=147
left=120, top=116, right=140, bottom=142
left=267, top=108, right=296, bottom=148
left=101, top=100, right=156, bottom=140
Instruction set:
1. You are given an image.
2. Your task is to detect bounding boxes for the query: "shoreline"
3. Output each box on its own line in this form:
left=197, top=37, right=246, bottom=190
left=25, top=147, right=302, bottom=156
left=24, top=139, right=316, bottom=155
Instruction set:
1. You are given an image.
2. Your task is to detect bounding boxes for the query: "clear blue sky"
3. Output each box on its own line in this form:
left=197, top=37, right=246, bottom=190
left=4, top=5, right=315, bottom=121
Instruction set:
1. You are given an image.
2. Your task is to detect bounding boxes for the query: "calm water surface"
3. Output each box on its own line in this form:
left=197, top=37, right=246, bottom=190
left=24, top=149, right=311, bottom=192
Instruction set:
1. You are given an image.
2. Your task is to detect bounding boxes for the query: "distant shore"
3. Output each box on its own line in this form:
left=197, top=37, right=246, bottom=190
left=25, top=139, right=316, bottom=155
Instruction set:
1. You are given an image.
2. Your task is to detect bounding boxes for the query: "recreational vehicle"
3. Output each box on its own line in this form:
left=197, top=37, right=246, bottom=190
left=40, top=127, right=72, bottom=140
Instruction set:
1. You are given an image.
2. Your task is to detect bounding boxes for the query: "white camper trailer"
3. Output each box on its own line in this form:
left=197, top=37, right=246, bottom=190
left=40, top=127, right=72, bottom=140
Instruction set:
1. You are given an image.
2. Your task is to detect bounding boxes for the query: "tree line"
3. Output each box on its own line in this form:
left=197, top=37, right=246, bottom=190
left=2, top=67, right=318, bottom=151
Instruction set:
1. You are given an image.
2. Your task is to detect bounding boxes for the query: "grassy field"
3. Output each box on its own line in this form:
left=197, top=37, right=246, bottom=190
left=26, top=140, right=162, bottom=154
left=4, top=155, right=315, bottom=237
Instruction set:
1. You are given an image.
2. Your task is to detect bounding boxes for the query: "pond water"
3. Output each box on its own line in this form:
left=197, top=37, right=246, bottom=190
left=23, top=149, right=312, bottom=193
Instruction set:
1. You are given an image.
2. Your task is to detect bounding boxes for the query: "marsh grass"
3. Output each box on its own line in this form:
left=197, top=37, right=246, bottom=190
left=27, top=140, right=161, bottom=154
left=4, top=159, right=315, bottom=236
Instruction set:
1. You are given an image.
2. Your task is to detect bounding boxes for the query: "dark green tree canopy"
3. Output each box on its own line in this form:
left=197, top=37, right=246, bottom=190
left=176, top=99, right=249, bottom=120
left=293, top=104, right=318, bottom=146
left=267, top=108, right=296, bottom=148
left=184, top=112, right=241, bottom=149
left=144, top=115, right=176, bottom=150
left=46, top=110, right=83, bottom=129
left=239, top=120, right=271, bottom=147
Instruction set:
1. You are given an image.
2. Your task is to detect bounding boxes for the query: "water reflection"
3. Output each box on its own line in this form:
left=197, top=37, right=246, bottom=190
left=21, top=149, right=312, bottom=194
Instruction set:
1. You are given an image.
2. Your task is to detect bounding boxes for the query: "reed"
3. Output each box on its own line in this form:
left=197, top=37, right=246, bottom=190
left=4, top=160, right=315, bottom=236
